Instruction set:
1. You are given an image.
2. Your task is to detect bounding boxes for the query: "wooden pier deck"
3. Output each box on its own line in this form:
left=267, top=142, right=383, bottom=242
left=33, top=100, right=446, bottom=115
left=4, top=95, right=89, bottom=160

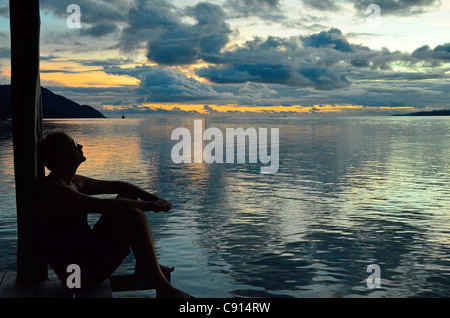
left=0, top=271, right=168, bottom=298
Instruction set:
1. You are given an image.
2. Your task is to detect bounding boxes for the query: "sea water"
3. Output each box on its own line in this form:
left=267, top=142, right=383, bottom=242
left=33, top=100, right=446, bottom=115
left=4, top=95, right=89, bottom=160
left=0, top=115, right=448, bottom=297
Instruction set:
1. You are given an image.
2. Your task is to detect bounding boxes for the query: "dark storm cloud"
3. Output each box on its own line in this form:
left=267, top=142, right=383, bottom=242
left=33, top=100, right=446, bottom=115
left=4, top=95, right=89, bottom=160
left=193, top=29, right=392, bottom=90
left=201, top=35, right=298, bottom=65
left=196, top=63, right=351, bottom=90
left=116, top=0, right=180, bottom=54
left=150, top=2, right=231, bottom=65
left=197, top=63, right=290, bottom=84
left=118, top=0, right=232, bottom=65
left=412, top=43, right=450, bottom=65
left=300, top=28, right=353, bottom=52
left=103, top=64, right=235, bottom=102
left=79, top=23, right=119, bottom=37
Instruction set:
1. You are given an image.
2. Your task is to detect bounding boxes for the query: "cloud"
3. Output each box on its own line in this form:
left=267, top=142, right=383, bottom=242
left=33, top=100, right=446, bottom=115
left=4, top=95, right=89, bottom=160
left=196, top=62, right=351, bottom=90
left=300, top=28, right=353, bottom=52
left=76, top=58, right=135, bottom=67
left=150, top=2, right=231, bottom=65
left=239, top=82, right=278, bottom=96
left=412, top=43, right=450, bottom=66
left=118, top=0, right=180, bottom=51
left=302, top=0, right=341, bottom=12
left=119, top=0, right=232, bottom=65
left=225, top=0, right=285, bottom=21
left=103, top=64, right=235, bottom=103
left=196, top=26, right=448, bottom=84
left=0, top=46, right=9, bottom=58
left=203, top=104, right=218, bottom=114
left=194, top=30, right=358, bottom=90
left=299, top=0, right=441, bottom=16
left=136, top=66, right=218, bottom=101
left=79, top=22, right=119, bottom=37
left=26, top=0, right=449, bottom=111
left=349, top=0, right=441, bottom=16
left=202, top=35, right=298, bottom=65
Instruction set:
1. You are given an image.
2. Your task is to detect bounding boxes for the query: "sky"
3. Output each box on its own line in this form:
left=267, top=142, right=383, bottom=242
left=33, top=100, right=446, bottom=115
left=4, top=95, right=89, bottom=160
left=0, top=0, right=449, bottom=116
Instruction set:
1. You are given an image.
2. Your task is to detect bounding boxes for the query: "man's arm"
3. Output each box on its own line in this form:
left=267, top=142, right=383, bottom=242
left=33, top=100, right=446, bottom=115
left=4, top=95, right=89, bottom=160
left=36, top=179, right=164, bottom=219
left=74, top=175, right=160, bottom=201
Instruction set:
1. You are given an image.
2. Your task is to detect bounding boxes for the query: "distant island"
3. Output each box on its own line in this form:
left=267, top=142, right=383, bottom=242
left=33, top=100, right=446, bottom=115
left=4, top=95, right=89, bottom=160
left=0, top=85, right=105, bottom=119
left=393, top=109, right=450, bottom=116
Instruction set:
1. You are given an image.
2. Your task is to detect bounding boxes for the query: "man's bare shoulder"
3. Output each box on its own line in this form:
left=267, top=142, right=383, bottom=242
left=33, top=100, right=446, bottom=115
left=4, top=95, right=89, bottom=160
left=36, top=175, right=98, bottom=218
left=36, top=176, right=56, bottom=193
left=36, top=176, right=76, bottom=202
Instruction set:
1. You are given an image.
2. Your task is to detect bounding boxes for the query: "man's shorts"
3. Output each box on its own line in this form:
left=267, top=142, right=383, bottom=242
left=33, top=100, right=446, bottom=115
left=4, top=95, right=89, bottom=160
left=47, top=214, right=131, bottom=290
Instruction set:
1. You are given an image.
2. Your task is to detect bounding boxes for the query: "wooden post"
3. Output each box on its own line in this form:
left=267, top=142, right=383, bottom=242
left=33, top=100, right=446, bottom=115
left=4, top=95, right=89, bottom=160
left=9, top=0, right=47, bottom=284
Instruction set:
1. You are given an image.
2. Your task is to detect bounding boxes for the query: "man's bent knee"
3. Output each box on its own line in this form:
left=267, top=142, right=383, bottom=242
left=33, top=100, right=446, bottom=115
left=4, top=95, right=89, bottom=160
left=109, top=208, right=149, bottom=244
left=121, top=207, right=148, bottom=226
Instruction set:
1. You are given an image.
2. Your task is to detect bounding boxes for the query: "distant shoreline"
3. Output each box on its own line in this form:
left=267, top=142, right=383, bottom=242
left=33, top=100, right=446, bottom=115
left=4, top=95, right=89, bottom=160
left=393, top=109, right=450, bottom=116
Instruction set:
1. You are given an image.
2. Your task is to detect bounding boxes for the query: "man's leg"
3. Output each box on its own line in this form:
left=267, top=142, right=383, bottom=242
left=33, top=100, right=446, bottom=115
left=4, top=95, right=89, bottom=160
left=113, top=194, right=174, bottom=277
left=96, top=194, right=191, bottom=297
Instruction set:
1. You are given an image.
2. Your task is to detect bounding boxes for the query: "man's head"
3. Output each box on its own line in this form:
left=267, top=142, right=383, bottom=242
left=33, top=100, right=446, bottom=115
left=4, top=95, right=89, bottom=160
left=40, top=131, right=85, bottom=172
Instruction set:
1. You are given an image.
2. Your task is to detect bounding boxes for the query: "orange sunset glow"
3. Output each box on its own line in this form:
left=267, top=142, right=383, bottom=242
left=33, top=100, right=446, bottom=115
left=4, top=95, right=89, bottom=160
left=102, top=103, right=417, bottom=114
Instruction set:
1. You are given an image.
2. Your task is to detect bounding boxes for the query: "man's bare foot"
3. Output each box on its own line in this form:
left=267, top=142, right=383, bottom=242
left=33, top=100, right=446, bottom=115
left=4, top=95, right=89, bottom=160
left=160, top=264, right=175, bottom=278
left=134, top=263, right=192, bottom=297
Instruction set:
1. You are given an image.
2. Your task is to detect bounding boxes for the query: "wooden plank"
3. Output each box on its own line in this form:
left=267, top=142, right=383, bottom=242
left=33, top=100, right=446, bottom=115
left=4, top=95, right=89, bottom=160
left=36, top=273, right=112, bottom=298
left=0, top=272, right=36, bottom=298
left=1, top=272, right=167, bottom=298
left=74, top=280, right=113, bottom=298
left=109, top=272, right=170, bottom=292
left=109, top=275, right=156, bottom=292
left=35, top=276, right=73, bottom=298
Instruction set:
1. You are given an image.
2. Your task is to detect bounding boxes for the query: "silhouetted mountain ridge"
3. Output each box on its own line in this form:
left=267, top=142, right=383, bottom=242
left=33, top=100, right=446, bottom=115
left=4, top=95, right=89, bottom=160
left=393, top=109, right=450, bottom=116
left=0, top=85, right=105, bottom=118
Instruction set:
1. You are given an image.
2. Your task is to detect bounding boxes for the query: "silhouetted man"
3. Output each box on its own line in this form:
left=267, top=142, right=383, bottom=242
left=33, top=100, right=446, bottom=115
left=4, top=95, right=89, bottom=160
left=36, top=131, right=192, bottom=297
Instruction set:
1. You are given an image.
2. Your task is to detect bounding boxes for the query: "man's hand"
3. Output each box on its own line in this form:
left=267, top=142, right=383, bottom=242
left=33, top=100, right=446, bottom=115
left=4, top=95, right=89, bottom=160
left=153, top=198, right=172, bottom=213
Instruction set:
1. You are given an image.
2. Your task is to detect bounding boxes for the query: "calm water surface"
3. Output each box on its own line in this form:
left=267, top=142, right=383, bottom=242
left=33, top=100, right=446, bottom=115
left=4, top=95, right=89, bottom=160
left=0, top=116, right=449, bottom=297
